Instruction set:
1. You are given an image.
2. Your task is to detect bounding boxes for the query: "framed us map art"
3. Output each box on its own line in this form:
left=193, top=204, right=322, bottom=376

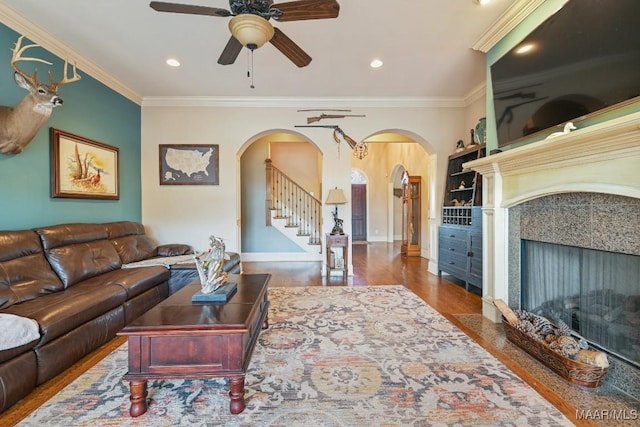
left=159, top=144, right=219, bottom=185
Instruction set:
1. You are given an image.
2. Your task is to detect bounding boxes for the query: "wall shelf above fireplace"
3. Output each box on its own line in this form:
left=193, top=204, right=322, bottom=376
left=464, top=111, right=640, bottom=206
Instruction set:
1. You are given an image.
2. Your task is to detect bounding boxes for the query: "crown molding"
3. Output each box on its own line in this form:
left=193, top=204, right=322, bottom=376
left=472, top=0, right=548, bottom=53
left=464, top=82, right=487, bottom=106
left=141, top=96, right=469, bottom=109
left=0, top=3, right=142, bottom=105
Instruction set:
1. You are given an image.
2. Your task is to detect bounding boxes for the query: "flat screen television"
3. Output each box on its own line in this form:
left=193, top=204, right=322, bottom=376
left=490, top=0, right=640, bottom=147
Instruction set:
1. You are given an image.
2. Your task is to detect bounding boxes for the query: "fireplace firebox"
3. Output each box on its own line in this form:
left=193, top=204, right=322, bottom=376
left=507, top=192, right=640, bottom=398
left=521, top=239, right=640, bottom=368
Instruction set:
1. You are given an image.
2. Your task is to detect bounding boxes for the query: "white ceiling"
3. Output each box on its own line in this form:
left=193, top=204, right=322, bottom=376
left=0, top=0, right=518, bottom=102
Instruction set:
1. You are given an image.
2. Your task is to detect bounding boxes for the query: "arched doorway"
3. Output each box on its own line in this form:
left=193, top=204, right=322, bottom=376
left=239, top=131, right=323, bottom=261
left=350, top=130, right=432, bottom=250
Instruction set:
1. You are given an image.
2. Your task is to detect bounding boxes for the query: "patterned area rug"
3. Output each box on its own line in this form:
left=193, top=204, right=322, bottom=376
left=18, top=286, right=572, bottom=426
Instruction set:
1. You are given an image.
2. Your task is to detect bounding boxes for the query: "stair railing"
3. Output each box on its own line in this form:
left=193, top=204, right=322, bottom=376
left=265, top=159, right=322, bottom=246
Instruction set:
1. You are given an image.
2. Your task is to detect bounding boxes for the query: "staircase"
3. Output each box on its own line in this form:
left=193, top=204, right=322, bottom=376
left=265, top=159, right=322, bottom=254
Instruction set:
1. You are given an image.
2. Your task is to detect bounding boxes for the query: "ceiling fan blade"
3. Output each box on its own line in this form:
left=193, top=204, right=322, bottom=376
left=272, top=0, right=339, bottom=21
left=149, top=1, right=232, bottom=17
left=218, top=36, right=243, bottom=65
left=269, top=27, right=311, bottom=67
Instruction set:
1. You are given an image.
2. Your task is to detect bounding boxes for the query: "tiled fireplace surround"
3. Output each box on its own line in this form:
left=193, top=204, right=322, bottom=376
left=466, top=111, right=640, bottom=398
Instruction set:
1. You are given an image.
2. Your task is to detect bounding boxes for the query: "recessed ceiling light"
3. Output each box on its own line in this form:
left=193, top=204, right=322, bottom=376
left=370, top=59, right=383, bottom=69
left=166, top=58, right=181, bottom=67
left=474, top=0, right=491, bottom=5
left=515, top=43, right=535, bottom=54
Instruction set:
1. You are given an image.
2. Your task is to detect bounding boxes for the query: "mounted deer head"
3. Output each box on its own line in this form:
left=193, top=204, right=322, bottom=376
left=0, top=36, right=81, bottom=154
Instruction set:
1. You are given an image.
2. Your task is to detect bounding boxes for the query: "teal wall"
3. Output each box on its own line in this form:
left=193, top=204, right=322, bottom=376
left=485, top=0, right=640, bottom=152
left=0, top=24, right=141, bottom=230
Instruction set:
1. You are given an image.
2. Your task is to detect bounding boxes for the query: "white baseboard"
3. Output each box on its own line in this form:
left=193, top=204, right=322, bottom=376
left=365, top=236, right=388, bottom=243
left=428, top=259, right=439, bottom=275
left=241, top=252, right=323, bottom=262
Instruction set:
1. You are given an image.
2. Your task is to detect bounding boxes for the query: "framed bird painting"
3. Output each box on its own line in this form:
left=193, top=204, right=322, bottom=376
left=51, top=128, right=119, bottom=200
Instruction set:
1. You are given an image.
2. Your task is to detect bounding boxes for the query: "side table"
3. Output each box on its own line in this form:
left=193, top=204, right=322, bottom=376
left=326, top=233, right=348, bottom=279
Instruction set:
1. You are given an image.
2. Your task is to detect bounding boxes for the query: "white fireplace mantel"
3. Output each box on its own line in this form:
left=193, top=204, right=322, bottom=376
left=464, top=111, right=640, bottom=321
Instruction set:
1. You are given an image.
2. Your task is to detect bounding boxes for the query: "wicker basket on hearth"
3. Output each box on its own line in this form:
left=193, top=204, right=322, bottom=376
left=495, top=300, right=609, bottom=388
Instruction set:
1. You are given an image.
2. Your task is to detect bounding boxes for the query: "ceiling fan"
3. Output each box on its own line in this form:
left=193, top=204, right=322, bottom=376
left=149, top=0, right=340, bottom=67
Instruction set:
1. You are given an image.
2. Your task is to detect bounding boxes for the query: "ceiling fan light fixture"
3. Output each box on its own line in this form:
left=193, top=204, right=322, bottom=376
left=229, top=14, right=275, bottom=49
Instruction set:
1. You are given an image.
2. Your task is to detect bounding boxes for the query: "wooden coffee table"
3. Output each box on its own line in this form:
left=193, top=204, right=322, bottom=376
left=118, top=273, right=270, bottom=416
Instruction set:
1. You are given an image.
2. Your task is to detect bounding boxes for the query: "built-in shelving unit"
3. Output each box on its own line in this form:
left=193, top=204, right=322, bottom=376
left=438, top=144, right=485, bottom=292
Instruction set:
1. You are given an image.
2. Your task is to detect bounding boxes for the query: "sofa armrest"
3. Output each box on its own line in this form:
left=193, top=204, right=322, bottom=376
left=157, top=244, right=193, bottom=257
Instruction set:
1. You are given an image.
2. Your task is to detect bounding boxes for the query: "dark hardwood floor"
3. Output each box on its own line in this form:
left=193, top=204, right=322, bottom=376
left=243, top=241, right=483, bottom=317
left=4, top=241, right=628, bottom=426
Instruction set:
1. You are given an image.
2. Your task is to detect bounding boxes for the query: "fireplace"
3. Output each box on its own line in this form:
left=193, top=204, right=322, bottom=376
left=464, top=111, right=640, bottom=397
left=515, top=194, right=640, bottom=369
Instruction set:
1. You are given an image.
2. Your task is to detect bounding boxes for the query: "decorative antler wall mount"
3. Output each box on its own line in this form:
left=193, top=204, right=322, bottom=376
left=295, top=124, right=368, bottom=159
left=0, top=35, right=82, bottom=154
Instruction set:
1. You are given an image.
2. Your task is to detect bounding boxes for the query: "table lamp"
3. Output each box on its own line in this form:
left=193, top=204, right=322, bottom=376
left=326, top=188, right=348, bottom=235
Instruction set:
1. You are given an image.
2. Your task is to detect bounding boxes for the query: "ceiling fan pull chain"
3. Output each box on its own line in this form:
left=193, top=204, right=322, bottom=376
left=246, top=49, right=256, bottom=89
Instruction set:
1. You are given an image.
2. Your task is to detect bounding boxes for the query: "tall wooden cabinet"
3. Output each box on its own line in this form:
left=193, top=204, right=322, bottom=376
left=438, top=145, right=485, bottom=291
left=401, top=173, right=421, bottom=256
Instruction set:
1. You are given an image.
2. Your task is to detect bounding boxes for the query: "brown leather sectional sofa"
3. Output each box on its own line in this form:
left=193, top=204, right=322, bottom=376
left=0, top=221, right=239, bottom=413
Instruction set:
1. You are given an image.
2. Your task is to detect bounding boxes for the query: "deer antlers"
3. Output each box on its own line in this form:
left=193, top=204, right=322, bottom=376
left=11, top=35, right=81, bottom=90
left=11, top=35, right=53, bottom=88
left=49, top=57, right=82, bottom=89
left=0, top=35, right=82, bottom=155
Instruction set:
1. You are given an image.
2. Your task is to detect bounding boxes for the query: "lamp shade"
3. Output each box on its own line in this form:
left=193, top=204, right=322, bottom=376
left=229, top=14, right=275, bottom=49
left=325, top=188, right=348, bottom=205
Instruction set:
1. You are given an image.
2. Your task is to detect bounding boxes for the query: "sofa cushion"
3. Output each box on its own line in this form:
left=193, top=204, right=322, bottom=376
left=34, top=306, right=125, bottom=385
left=224, top=252, right=241, bottom=273
left=105, top=221, right=157, bottom=263
left=95, top=266, right=170, bottom=299
left=2, top=282, right=127, bottom=345
left=110, top=234, right=158, bottom=264
left=0, top=351, right=37, bottom=412
left=35, top=224, right=122, bottom=288
left=157, top=244, right=193, bottom=257
left=104, top=221, right=145, bottom=238
left=45, top=240, right=122, bottom=289
left=105, top=221, right=192, bottom=263
left=0, top=339, right=38, bottom=364
left=0, top=230, right=64, bottom=309
left=36, top=223, right=108, bottom=251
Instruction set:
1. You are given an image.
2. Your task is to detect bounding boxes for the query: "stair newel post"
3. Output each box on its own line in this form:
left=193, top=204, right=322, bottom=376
left=265, top=159, right=273, bottom=226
